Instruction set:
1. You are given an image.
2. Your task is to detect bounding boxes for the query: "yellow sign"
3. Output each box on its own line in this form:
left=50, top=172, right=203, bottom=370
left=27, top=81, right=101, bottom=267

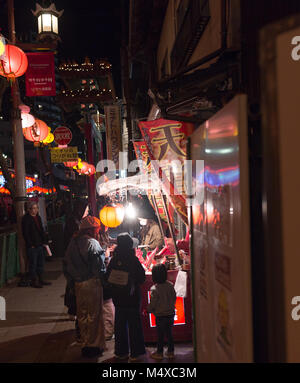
left=50, top=147, right=78, bottom=163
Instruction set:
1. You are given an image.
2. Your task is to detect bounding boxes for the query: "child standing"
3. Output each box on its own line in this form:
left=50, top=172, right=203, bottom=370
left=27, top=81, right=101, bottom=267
left=147, top=264, right=177, bottom=360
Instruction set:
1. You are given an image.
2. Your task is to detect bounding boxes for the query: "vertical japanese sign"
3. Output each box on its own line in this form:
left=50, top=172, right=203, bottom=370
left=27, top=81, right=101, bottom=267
left=25, top=52, right=56, bottom=97
left=133, top=141, right=167, bottom=222
left=138, top=119, right=191, bottom=224
left=104, top=105, right=122, bottom=168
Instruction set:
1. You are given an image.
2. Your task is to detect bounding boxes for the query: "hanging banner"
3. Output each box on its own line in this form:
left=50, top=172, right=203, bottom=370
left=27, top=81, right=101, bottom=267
left=133, top=141, right=168, bottom=222
left=104, top=105, right=122, bottom=168
left=138, top=119, right=190, bottom=224
left=25, top=52, right=56, bottom=97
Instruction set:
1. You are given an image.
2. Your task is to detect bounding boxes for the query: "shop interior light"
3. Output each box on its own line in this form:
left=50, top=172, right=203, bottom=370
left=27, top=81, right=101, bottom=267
left=125, top=202, right=136, bottom=219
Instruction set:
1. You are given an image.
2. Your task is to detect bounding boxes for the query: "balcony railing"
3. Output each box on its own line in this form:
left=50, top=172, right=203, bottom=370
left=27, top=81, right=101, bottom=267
left=171, top=0, right=210, bottom=73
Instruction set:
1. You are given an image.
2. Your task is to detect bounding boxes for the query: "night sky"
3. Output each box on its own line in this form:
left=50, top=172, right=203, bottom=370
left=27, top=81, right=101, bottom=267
left=0, top=0, right=123, bottom=95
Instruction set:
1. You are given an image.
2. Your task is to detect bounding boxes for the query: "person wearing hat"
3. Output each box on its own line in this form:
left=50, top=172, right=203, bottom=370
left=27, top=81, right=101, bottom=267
left=106, top=232, right=146, bottom=362
left=139, top=211, right=164, bottom=251
left=64, top=216, right=106, bottom=358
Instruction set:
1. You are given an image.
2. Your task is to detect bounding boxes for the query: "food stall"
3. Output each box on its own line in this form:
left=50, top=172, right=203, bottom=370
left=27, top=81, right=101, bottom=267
left=97, top=174, right=193, bottom=343
left=136, top=243, right=192, bottom=343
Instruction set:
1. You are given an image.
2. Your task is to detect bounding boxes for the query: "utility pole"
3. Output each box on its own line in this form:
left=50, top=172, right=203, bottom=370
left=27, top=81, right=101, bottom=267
left=84, top=114, right=97, bottom=216
left=8, top=0, right=27, bottom=274
left=121, top=0, right=134, bottom=163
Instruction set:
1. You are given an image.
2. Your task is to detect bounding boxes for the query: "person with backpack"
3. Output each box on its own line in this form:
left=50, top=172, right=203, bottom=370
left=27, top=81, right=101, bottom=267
left=63, top=199, right=89, bottom=339
left=147, top=264, right=177, bottom=360
left=64, top=216, right=106, bottom=358
left=106, top=232, right=146, bottom=362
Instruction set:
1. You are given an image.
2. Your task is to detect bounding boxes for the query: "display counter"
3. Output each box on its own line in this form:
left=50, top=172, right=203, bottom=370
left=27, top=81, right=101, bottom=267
left=141, top=269, right=193, bottom=343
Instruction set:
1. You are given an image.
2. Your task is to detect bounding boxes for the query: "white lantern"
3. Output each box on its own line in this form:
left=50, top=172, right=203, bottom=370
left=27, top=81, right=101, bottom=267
left=32, top=3, right=63, bottom=39
left=21, top=113, right=35, bottom=129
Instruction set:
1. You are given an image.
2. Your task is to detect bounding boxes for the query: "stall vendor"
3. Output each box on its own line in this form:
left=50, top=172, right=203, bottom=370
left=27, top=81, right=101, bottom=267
left=139, top=217, right=164, bottom=251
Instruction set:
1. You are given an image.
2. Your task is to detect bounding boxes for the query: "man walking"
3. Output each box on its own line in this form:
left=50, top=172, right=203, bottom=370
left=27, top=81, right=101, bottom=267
left=22, top=201, right=51, bottom=288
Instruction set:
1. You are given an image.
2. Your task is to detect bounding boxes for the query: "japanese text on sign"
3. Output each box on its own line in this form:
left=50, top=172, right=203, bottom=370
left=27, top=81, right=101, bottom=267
left=50, top=147, right=78, bottom=163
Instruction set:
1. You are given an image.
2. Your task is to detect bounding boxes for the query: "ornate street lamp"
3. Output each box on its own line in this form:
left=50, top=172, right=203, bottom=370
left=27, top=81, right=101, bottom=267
left=32, top=2, right=64, bottom=41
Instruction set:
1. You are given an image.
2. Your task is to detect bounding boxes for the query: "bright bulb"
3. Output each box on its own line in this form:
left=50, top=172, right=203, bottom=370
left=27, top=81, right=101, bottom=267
left=0, top=40, right=4, bottom=57
left=126, top=203, right=136, bottom=219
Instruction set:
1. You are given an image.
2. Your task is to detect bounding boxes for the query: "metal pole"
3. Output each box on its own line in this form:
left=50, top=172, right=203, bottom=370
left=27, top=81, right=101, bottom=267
left=8, top=0, right=27, bottom=274
left=84, top=114, right=97, bottom=216
left=160, top=192, right=182, bottom=266
left=151, top=195, right=164, bottom=239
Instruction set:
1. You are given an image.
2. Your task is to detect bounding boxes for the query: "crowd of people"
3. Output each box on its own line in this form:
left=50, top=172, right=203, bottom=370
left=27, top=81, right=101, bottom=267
left=20, top=197, right=177, bottom=362
left=62, top=198, right=176, bottom=362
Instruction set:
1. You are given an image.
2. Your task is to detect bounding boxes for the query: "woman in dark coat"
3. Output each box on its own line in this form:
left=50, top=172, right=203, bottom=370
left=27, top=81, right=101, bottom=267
left=106, top=233, right=146, bottom=362
left=63, top=199, right=89, bottom=324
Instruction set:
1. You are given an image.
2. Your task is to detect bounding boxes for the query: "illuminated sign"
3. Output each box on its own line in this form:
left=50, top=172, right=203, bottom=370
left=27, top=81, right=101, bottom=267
left=0, top=175, right=34, bottom=189
left=147, top=291, right=186, bottom=327
left=50, top=146, right=78, bottom=163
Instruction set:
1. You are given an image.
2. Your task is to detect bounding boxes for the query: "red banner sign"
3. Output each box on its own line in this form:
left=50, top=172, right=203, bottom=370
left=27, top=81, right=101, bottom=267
left=138, top=119, right=192, bottom=224
left=133, top=141, right=173, bottom=222
left=25, top=52, right=56, bottom=97
left=53, top=126, right=72, bottom=146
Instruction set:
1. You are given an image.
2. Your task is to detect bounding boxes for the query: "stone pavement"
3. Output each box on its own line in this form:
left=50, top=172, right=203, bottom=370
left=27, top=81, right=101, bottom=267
left=0, top=258, right=194, bottom=363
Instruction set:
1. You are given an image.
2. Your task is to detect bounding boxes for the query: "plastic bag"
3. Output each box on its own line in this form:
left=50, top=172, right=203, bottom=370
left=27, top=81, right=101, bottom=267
left=174, top=270, right=187, bottom=298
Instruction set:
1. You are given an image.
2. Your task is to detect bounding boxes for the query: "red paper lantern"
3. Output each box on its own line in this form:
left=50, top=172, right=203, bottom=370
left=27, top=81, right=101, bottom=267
left=0, top=44, right=28, bottom=79
left=78, top=161, right=89, bottom=175
left=19, top=104, right=30, bottom=114
left=64, top=160, right=78, bottom=168
left=88, top=164, right=96, bottom=175
left=21, top=113, right=35, bottom=129
left=23, top=119, right=49, bottom=142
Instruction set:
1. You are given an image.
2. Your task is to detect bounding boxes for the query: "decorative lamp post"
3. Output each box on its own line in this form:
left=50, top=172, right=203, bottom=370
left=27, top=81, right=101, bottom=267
left=32, top=2, right=64, bottom=41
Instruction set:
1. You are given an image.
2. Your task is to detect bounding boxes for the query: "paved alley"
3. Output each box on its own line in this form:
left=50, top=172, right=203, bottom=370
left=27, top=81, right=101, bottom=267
left=0, top=258, right=194, bottom=363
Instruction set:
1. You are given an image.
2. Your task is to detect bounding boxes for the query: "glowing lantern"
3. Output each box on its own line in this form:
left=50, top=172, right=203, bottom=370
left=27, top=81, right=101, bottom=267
left=64, top=160, right=78, bottom=168
left=21, top=113, right=35, bottom=129
left=23, top=119, right=49, bottom=142
left=99, top=204, right=125, bottom=228
left=77, top=161, right=89, bottom=175
left=42, top=132, right=54, bottom=145
left=88, top=164, right=96, bottom=175
left=19, top=104, right=30, bottom=114
left=0, top=44, right=28, bottom=79
left=0, top=37, right=4, bottom=57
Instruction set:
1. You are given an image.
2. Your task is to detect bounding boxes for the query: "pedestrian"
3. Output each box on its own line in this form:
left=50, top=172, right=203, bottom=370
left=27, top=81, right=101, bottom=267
left=147, top=264, right=177, bottom=360
left=64, top=216, right=106, bottom=358
left=63, top=199, right=89, bottom=251
left=63, top=198, right=89, bottom=329
left=99, top=226, right=115, bottom=341
left=21, top=201, right=51, bottom=288
left=106, top=232, right=146, bottom=362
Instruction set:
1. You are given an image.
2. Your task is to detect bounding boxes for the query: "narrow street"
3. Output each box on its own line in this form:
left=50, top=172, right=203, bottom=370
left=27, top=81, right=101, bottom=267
left=0, top=258, right=194, bottom=363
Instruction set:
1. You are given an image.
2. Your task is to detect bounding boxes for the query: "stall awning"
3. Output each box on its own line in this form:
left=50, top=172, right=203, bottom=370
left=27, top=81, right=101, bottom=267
left=96, top=174, right=161, bottom=196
